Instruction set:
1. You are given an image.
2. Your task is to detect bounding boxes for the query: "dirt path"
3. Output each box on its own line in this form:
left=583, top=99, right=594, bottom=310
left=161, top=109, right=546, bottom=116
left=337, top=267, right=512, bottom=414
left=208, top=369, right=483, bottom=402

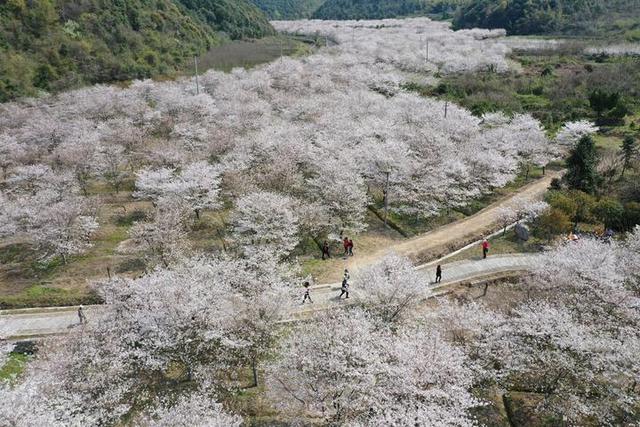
left=320, top=171, right=560, bottom=282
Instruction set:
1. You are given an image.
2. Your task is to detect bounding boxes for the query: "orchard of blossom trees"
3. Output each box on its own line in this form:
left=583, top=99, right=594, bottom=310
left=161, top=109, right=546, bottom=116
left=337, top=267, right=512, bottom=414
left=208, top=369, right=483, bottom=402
left=3, top=15, right=633, bottom=426
left=0, top=18, right=564, bottom=265
left=2, top=228, right=639, bottom=425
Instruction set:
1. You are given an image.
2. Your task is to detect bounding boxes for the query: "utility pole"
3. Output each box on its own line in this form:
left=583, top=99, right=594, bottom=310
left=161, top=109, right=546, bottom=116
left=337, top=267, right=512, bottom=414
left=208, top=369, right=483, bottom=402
left=425, top=39, right=429, bottom=62
left=444, top=100, right=448, bottom=118
left=383, top=171, right=390, bottom=228
left=194, top=56, right=200, bottom=95
left=280, top=37, right=284, bottom=62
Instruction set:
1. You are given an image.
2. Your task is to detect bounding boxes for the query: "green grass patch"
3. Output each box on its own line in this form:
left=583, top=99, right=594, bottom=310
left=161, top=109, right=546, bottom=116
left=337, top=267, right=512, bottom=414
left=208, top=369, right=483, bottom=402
left=31, top=257, right=65, bottom=276
left=444, top=228, right=544, bottom=263
left=0, top=243, right=34, bottom=265
left=299, top=257, right=328, bottom=280
left=197, top=36, right=313, bottom=74
left=0, top=352, right=29, bottom=383
left=0, top=285, right=102, bottom=309
left=515, top=93, right=552, bottom=109
left=593, top=134, right=623, bottom=150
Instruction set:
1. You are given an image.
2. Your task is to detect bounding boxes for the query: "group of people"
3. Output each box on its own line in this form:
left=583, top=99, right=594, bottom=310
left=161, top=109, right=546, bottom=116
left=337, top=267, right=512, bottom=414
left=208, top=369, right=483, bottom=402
left=320, top=238, right=355, bottom=260
left=301, top=269, right=351, bottom=305
left=304, top=237, right=495, bottom=304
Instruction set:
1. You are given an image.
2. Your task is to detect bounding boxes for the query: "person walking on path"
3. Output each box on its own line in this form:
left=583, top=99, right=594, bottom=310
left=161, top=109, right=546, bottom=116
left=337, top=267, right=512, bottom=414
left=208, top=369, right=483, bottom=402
left=339, top=277, right=350, bottom=299
left=302, top=281, right=313, bottom=304
left=348, top=239, right=354, bottom=256
left=482, top=239, right=490, bottom=259
left=321, top=241, right=331, bottom=260
left=343, top=269, right=350, bottom=282
left=77, top=305, right=87, bottom=324
left=435, top=265, right=442, bottom=283
left=343, top=237, right=350, bottom=257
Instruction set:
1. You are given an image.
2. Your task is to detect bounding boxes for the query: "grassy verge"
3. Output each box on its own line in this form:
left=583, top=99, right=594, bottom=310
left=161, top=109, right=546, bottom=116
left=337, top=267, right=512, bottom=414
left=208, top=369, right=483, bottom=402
left=0, top=285, right=102, bottom=310
left=443, top=228, right=544, bottom=264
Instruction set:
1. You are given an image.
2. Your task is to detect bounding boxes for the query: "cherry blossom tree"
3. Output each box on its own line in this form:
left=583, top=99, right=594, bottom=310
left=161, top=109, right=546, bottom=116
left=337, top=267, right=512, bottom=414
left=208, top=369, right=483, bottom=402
left=2, top=165, right=98, bottom=263
left=231, top=191, right=300, bottom=260
left=99, top=145, right=129, bottom=193
left=5, top=164, right=76, bottom=198
left=354, top=253, right=428, bottom=323
left=128, top=199, right=191, bottom=268
left=134, top=162, right=222, bottom=219
left=136, top=394, right=242, bottom=427
left=266, top=308, right=480, bottom=425
left=555, top=120, right=599, bottom=146
left=31, top=198, right=99, bottom=264
left=496, top=197, right=549, bottom=235
left=176, top=162, right=222, bottom=219
left=134, top=167, right=174, bottom=203
left=305, top=159, right=369, bottom=234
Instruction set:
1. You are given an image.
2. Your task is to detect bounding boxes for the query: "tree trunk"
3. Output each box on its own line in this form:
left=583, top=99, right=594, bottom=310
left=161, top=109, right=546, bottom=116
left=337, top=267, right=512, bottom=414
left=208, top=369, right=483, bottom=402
left=251, top=358, right=259, bottom=388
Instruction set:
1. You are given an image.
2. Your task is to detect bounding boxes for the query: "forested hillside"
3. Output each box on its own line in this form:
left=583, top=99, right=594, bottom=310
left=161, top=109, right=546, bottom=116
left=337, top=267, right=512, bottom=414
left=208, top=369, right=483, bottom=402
left=251, top=0, right=327, bottom=19
left=453, top=0, right=640, bottom=37
left=0, top=0, right=273, bottom=102
left=177, top=0, right=274, bottom=37
left=312, top=0, right=462, bottom=20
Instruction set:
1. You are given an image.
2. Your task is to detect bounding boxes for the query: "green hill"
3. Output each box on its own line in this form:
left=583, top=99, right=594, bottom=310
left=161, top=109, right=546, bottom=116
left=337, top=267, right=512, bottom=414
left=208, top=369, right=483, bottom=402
left=452, top=0, right=640, bottom=37
left=311, top=0, right=461, bottom=20
left=250, top=0, right=327, bottom=19
left=0, top=0, right=274, bottom=102
left=177, top=0, right=274, bottom=37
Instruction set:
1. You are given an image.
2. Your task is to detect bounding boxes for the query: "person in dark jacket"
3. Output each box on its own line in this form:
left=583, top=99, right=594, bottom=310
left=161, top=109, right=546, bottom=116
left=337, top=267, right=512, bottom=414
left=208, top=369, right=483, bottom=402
left=322, top=241, right=331, bottom=260
left=435, top=265, right=442, bottom=283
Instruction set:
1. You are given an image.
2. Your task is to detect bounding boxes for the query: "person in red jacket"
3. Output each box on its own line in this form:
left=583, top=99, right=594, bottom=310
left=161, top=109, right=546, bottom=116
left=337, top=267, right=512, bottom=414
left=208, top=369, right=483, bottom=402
left=343, top=237, right=350, bottom=256
left=482, top=239, right=490, bottom=259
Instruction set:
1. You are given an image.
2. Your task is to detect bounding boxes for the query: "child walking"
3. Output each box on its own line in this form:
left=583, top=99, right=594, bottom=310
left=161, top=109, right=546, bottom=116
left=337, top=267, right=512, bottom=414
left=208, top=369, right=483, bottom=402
left=302, top=281, right=313, bottom=304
